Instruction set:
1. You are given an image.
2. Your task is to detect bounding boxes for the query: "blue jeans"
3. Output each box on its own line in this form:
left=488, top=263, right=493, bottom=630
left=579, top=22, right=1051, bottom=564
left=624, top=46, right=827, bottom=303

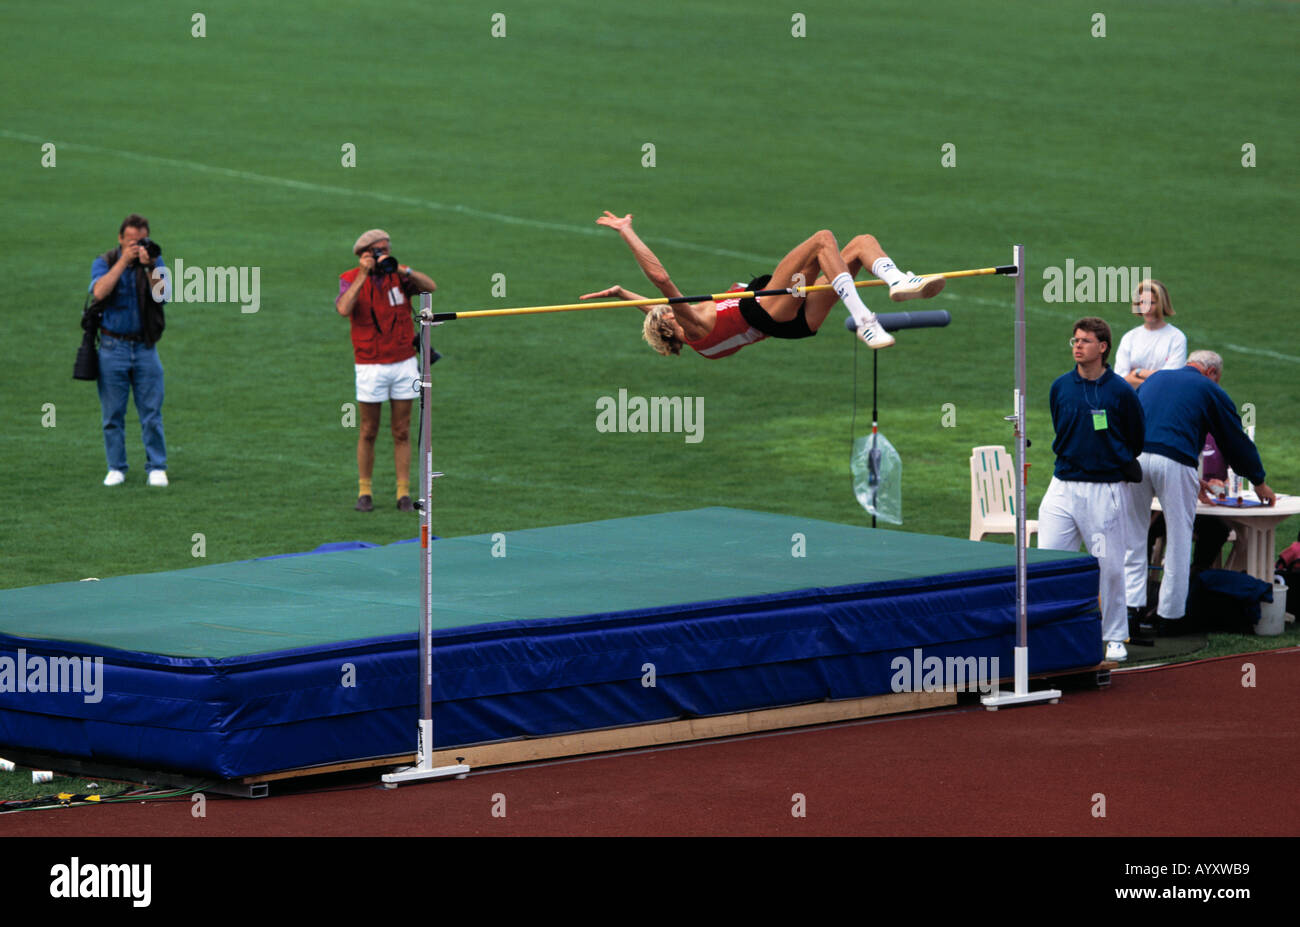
left=97, top=334, right=166, bottom=473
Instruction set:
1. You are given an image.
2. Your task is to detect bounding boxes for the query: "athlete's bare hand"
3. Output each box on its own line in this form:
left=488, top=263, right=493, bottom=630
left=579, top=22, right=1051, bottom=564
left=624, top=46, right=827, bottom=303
left=596, top=211, right=633, bottom=232
left=580, top=285, right=625, bottom=300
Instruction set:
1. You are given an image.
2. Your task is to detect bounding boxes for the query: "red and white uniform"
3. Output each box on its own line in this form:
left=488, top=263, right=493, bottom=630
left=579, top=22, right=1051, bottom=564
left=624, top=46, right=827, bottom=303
left=684, top=283, right=766, bottom=359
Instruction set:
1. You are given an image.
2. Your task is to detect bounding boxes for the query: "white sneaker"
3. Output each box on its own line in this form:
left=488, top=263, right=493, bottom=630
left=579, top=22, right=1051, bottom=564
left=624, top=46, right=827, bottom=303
left=103, top=469, right=126, bottom=487
left=147, top=470, right=169, bottom=487
left=889, top=273, right=946, bottom=302
left=1105, top=640, right=1128, bottom=662
left=856, top=315, right=896, bottom=349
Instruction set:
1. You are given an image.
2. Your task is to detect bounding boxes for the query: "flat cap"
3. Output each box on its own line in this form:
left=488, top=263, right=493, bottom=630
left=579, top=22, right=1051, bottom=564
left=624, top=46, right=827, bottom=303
left=353, top=229, right=391, bottom=254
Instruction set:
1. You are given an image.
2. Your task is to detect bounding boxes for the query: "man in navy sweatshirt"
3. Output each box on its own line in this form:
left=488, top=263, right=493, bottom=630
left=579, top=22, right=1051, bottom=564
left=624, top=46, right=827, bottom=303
left=1039, top=317, right=1146, bottom=662
left=1123, top=350, right=1275, bottom=634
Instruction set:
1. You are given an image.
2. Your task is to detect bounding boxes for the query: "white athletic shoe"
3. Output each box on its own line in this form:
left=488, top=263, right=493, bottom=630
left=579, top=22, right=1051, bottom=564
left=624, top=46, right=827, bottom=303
left=1105, top=640, right=1128, bottom=662
left=103, top=469, right=126, bottom=487
left=856, top=315, right=896, bottom=349
left=889, top=273, right=946, bottom=302
left=147, top=470, right=169, bottom=487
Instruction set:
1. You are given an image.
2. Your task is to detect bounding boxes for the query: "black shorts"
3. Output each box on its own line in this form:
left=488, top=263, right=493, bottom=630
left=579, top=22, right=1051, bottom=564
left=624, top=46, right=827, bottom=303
left=737, top=274, right=817, bottom=340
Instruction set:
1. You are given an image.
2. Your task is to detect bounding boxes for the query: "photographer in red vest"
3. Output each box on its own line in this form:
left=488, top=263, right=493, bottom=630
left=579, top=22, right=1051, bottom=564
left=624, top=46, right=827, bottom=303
left=336, top=229, right=438, bottom=512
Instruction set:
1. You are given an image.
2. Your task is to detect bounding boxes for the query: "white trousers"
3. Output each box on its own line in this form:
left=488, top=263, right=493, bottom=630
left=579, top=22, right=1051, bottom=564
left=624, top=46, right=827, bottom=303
left=1037, top=477, right=1129, bottom=643
left=1123, top=452, right=1198, bottom=619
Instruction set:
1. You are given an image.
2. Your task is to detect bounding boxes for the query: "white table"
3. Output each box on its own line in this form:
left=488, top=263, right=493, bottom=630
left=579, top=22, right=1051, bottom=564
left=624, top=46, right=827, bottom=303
left=1153, top=494, right=1300, bottom=583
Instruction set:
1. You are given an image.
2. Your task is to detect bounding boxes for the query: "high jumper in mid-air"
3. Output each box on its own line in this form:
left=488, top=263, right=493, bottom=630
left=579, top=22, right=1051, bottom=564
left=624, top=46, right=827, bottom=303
left=580, top=211, right=945, bottom=358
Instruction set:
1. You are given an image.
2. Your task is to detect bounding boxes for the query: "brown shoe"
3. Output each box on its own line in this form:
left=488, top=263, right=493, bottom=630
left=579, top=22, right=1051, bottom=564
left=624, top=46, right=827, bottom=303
left=396, top=495, right=415, bottom=512
left=355, top=494, right=374, bottom=512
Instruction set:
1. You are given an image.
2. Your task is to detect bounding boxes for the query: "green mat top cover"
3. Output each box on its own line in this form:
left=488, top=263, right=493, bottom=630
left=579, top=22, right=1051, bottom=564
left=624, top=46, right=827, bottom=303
left=0, top=508, right=1081, bottom=658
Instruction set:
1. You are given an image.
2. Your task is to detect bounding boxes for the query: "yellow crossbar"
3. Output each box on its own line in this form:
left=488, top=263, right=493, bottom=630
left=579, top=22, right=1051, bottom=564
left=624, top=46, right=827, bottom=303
left=432, top=265, right=1013, bottom=321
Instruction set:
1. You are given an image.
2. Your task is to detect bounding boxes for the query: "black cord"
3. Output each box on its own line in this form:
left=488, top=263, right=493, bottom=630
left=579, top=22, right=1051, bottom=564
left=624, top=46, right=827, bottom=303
left=872, top=347, right=879, bottom=427
left=871, top=349, right=878, bottom=529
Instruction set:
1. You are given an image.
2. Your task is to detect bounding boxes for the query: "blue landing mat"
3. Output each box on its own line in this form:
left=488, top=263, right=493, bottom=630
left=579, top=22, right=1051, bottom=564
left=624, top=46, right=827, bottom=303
left=0, top=508, right=1101, bottom=778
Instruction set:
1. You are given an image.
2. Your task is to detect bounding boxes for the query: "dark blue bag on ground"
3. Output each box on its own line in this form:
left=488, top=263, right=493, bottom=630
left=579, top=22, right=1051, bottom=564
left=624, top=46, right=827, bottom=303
left=1185, top=569, right=1273, bottom=634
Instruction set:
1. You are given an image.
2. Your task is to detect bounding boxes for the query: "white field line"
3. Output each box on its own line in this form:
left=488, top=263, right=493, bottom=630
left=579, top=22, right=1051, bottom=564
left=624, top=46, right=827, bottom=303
left=1, top=129, right=776, bottom=265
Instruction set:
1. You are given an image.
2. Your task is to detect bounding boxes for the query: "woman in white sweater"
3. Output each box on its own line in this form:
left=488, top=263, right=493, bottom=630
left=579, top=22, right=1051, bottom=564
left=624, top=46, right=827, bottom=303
left=1113, top=279, right=1186, bottom=390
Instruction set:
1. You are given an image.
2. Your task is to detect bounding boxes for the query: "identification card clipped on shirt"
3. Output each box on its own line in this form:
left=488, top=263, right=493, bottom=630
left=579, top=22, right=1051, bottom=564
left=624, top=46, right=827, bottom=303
left=1091, top=409, right=1108, bottom=431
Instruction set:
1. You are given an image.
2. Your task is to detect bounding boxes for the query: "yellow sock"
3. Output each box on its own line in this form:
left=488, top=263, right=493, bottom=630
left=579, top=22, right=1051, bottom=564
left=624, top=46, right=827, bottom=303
left=397, top=479, right=410, bottom=499
left=359, top=479, right=373, bottom=497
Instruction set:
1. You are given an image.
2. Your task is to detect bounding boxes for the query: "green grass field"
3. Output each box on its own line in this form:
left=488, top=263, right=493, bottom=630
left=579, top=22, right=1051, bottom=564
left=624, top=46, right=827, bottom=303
left=2, top=0, right=1297, bottom=598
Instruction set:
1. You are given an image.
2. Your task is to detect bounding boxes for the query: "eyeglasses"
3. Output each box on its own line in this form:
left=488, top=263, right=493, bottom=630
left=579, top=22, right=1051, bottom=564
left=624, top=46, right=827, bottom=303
left=1069, top=337, right=1099, bottom=347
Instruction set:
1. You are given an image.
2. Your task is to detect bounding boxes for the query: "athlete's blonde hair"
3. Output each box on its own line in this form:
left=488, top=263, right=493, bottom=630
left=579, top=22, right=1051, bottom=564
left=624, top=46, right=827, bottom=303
left=642, top=306, right=683, bottom=356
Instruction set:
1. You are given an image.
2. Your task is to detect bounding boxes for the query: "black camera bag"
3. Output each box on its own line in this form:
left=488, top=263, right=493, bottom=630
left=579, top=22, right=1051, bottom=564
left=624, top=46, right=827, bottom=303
left=73, top=292, right=102, bottom=381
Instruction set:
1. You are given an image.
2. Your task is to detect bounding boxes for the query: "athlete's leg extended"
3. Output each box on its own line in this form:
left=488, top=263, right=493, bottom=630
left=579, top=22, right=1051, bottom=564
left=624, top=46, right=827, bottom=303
left=757, top=230, right=855, bottom=324
left=802, top=235, right=945, bottom=331
left=801, top=235, right=889, bottom=330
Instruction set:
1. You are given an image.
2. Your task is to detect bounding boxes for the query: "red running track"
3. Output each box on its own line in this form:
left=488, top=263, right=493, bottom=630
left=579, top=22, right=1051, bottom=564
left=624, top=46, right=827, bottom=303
left=4, top=649, right=1298, bottom=837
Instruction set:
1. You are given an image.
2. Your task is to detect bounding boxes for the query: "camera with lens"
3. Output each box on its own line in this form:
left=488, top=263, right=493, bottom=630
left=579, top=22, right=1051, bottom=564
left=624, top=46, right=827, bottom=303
left=370, top=247, right=398, bottom=275
left=138, top=237, right=162, bottom=261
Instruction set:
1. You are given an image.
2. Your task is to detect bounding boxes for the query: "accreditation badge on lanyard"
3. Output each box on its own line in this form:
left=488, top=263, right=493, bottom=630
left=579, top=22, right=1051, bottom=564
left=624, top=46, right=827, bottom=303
left=1091, top=409, right=1108, bottom=431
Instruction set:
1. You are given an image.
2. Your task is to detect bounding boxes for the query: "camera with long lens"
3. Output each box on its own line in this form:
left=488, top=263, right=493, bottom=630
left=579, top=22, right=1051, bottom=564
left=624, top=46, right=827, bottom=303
left=370, top=247, right=398, bottom=275
left=138, top=237, right=162, bottom=260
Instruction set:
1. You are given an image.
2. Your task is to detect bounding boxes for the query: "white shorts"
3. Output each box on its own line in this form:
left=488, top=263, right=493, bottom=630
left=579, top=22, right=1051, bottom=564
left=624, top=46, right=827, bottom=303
left=1037, top=476, right=1130, bottom=645
left=355, top=357, right=419, bottom=403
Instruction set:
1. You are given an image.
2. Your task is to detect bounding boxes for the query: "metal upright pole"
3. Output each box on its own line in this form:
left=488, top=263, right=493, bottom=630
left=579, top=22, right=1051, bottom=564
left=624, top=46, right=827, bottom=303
left=983, top=245, right=1061, bottom=709
left=419, top=292, right=434, bottom=753
left=1014, top=244, right=1029, bottom=655
left=383, top=294, right=470, bottom=785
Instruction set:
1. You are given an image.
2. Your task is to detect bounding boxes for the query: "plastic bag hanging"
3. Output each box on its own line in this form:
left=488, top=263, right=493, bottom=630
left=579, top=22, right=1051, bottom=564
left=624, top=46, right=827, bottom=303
left=851, top=430, right=902, bottom=524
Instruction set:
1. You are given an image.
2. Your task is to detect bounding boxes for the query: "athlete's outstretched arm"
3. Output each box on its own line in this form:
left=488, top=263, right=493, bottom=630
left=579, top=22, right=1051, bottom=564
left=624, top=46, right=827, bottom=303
left=580, top=284, right=659, bottom=314
left=592, top=211, right=716, bottom=340
left=596, top=212, right=682, bottom=300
